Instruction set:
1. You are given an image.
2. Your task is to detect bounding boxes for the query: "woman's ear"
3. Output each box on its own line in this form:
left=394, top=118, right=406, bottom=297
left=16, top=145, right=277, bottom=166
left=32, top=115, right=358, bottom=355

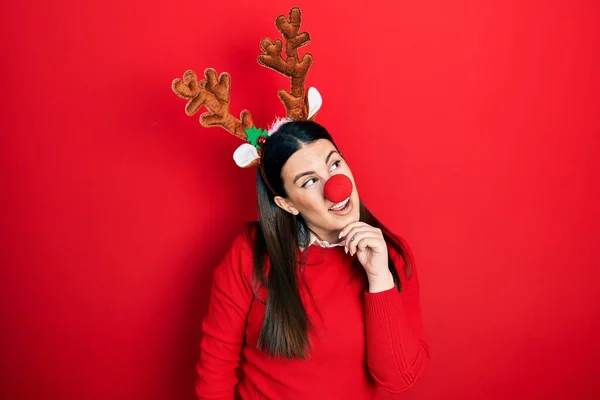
left=274, top=196, right=299, bottom=215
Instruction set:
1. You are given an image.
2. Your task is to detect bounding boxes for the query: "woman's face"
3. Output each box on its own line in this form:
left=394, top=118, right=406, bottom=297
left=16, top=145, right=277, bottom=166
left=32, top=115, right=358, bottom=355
left=274, top=139, right=361, bottom=241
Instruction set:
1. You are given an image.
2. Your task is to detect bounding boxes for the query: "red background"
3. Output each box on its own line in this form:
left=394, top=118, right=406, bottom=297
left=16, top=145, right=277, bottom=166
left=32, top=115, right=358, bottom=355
left=1, top=1, right=599, bottom=399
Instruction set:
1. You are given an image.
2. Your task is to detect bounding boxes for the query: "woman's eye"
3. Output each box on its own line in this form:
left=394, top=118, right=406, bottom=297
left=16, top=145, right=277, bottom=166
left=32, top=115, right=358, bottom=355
left=302, top=178, right=317, bottom=188
left=301, top=160, right=342, bottom=188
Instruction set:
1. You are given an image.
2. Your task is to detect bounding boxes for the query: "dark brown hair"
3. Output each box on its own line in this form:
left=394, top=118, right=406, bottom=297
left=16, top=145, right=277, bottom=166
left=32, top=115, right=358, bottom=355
left=249, top=120, right=413, bottom=359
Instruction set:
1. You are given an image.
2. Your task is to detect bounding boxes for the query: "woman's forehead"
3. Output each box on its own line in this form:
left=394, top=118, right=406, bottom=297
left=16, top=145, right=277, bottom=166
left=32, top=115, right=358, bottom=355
left=283, top=139, right=337, bottom=175
left=291, top=139, right=336, bottom=164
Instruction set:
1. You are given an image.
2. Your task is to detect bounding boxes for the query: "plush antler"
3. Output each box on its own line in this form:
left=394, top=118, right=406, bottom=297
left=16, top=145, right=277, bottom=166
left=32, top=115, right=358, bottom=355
left=171, top=8, right=320, bottom=168
left=258, top=7, right=313, bottom=120
left=171, top=68, right=254, bottom=141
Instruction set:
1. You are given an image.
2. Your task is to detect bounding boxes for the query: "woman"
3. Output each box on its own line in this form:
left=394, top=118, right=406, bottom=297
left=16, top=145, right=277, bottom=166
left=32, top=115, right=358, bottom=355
left=196, top=120, right=429, bottom=399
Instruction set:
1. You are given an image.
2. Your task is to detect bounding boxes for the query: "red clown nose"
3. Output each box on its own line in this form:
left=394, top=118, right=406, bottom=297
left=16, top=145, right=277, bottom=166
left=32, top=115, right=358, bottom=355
left=323, top=174, right=353, bottom=203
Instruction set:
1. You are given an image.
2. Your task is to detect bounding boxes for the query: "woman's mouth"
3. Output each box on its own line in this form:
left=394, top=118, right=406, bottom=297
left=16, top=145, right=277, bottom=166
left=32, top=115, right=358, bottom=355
left=328, top=197, right=351, bottom=214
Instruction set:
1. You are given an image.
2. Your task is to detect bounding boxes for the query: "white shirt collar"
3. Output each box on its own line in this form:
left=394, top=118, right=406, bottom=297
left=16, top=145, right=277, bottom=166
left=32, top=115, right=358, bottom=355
left=299, top=228, right=346, bottom=251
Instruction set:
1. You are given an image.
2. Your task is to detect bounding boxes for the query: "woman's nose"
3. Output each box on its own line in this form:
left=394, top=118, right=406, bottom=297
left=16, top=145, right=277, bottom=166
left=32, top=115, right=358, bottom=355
left=323, top=174, right=353, bottom=203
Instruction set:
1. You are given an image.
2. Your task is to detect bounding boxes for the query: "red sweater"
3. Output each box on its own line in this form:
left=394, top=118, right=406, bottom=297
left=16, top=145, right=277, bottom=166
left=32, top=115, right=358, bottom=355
left=196, top=229, right=429, bottom=399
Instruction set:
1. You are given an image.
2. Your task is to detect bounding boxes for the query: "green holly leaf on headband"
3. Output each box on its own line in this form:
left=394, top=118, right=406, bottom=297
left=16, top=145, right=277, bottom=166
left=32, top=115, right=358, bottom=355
left=244, top=127, right=269, bottom=149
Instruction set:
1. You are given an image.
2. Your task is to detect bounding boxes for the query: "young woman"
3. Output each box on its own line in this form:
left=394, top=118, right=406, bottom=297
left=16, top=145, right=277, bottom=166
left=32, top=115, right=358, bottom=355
left=196, top=120, right=429, bottom=399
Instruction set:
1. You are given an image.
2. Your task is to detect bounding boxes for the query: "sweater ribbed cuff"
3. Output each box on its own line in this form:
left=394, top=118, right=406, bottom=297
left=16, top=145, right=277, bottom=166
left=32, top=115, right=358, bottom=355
left=364, top=287, right=404, bottom=319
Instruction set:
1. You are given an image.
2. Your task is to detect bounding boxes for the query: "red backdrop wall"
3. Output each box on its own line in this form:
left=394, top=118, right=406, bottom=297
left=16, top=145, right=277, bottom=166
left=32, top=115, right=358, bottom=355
left=1, top=1, right=599, bottom=399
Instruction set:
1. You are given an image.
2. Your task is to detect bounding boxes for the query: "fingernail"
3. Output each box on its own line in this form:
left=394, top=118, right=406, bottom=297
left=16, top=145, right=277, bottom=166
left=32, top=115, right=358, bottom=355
left=338, top=231, right=343, bottom=239
left=344, top=246, right=348, bottom=254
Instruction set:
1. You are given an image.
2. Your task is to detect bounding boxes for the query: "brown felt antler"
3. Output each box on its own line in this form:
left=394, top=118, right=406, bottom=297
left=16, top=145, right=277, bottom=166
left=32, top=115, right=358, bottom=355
left=171, top=68, right=254, bottom=141
left=258, top=7, right=313, bottom=120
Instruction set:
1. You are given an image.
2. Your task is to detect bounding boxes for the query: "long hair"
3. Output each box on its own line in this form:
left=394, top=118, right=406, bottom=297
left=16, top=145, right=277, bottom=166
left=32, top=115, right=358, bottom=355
left=250, top=120, right=413, bottom=359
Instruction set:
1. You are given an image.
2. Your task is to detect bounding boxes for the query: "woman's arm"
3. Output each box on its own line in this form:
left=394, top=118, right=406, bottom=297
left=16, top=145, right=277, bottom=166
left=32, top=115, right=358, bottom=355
left=364, top=250, right=430, bottom=393
left=196, top=233, right=254, bottom=400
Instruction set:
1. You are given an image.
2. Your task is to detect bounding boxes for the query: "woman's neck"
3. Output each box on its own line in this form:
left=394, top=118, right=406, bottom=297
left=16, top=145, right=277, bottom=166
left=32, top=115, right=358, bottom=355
left=307, top=225, right=343, bottom=246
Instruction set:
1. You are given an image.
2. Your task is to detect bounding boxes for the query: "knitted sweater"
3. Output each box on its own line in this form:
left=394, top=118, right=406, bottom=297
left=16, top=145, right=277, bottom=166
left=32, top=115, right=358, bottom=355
left=196, top=229, right=429, bottom=399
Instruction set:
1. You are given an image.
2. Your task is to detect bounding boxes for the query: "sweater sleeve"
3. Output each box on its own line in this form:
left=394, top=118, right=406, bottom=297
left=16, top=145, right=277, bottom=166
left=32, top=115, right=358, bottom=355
left=195, top=233, right=254, bottom=400
left=364, top=248, right=430, bottom=393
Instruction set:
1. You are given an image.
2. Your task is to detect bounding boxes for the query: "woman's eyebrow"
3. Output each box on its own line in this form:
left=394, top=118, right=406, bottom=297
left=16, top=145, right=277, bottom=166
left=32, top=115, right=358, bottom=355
left=325, top=150, right=338, bottom=164
left=293, top=150, right=339, bottom=184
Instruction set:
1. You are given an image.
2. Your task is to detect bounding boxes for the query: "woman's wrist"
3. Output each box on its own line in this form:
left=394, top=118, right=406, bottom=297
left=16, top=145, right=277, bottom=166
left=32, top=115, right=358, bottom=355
left=367, top=269, right=395, bottom=293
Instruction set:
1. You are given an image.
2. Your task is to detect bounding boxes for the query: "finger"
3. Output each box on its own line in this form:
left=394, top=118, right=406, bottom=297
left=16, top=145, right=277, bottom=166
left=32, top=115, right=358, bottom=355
left=346, top=228, right=377, bottom=250
left=349, top=233, right=382, bottom=256
left=355, top=236, right=387, bottom=257
left=345, top=228, right=382, bottom=253
left=344, top=226, right=372, bottom=252
left=338, top=221, right=367, bottom=240
left=344, top=225, right=383, bottom=251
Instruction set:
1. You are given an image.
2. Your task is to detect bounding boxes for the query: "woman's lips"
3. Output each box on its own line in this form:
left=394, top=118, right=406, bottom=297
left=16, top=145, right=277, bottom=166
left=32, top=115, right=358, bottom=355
left=329, top=197, right=350, bottom=211
left=328, top=197, right=352, bottom=215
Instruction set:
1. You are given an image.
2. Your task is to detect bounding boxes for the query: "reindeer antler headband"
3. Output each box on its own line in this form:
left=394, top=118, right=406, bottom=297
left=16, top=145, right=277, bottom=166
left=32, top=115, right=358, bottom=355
left=171, top=7, right=322, bottom=169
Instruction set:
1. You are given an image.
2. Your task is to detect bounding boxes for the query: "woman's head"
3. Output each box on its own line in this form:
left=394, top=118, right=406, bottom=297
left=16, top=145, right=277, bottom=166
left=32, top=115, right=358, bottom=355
left=258, top=121, right=360, bottom=242
left=249, top=120, right=411, bottom=359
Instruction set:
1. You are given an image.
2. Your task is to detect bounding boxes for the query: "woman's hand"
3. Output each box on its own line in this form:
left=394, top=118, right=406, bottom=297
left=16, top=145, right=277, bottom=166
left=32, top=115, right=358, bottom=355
left=338, top=222, right=394, bottom=292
